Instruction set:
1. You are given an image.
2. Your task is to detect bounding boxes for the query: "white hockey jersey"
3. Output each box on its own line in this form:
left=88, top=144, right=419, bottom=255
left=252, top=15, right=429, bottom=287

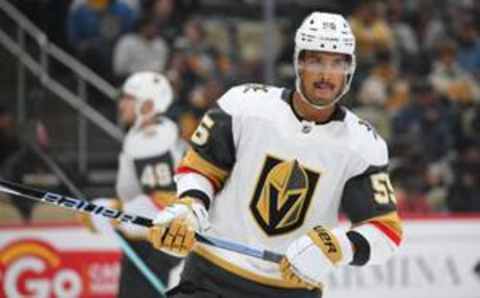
left=176, top=84, right=402, bottom=289
left=116, top=116, right=186, bottom=238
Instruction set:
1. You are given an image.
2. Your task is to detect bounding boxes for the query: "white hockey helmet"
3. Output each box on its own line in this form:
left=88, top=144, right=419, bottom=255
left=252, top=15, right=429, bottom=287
left=294, top=12, right=356, bottom=109
left=121, top=71, right=173, bottom=123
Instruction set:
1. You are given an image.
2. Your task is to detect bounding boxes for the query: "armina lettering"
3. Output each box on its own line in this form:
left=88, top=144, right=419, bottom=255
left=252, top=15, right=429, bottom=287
left=327, top=255, right=462, bottom=289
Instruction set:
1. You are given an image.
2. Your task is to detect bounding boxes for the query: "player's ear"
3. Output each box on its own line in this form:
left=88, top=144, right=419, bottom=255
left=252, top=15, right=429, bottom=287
left=140, top=99, right=154, bottom=115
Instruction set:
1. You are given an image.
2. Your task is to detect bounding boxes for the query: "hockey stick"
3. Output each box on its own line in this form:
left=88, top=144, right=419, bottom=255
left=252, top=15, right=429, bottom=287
left=0, top=179, right=284, bottom=264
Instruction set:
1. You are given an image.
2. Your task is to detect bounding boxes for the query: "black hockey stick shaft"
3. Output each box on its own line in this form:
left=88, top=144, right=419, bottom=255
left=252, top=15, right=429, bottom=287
left=0, top=179, right=283, bottom=263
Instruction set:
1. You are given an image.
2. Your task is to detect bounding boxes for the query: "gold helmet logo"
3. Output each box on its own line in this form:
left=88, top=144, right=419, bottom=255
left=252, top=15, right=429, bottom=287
left=250, top=156, right=320, bottom=235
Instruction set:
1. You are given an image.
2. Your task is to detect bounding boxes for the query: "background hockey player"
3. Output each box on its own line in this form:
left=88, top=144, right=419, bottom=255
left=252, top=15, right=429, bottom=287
left=148, top=12, right=403, bottom=298
left=79, top=71, right=185, bottom=297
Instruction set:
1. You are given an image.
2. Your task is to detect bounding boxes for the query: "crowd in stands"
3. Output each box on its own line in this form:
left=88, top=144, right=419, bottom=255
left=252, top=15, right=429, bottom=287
left=5, top=0, right=480, bottom=217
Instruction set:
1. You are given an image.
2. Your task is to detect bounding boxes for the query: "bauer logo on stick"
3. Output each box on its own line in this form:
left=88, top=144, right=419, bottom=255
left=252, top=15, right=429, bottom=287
left=41, top=192, right=138, bottom=224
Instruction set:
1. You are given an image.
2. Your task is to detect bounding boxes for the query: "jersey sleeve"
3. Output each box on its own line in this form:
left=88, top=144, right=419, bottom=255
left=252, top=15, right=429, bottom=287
left=176, top=87, right=242, bottom=209
left=116, top=152, right=143, bottom=203
left=341, top=140, right=403, bottom=266
left=177, top=105, right=235, bottom=184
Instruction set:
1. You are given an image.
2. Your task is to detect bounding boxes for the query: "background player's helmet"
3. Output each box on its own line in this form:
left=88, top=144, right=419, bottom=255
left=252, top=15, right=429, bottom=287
left=122, top=71, right=173, bottom=124
left=294, top=12, right=356, bottom=109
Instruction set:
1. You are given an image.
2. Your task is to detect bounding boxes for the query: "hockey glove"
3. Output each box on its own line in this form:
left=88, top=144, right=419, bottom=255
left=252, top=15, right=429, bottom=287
left=77, top=198, right=122, bottom=233
left=279, top=258, right=317, bottom=289
left=280, top=226, right=354, bottom=287
left=148, top=197, right=210, bottom=257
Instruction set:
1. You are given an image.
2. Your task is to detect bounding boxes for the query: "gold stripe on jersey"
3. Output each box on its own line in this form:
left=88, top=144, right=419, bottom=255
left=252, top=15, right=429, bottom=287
left=365, top=211, right=402, bottom=237
left=356, top=211, right=403, bottom=245
left=307, top=226, right=343, bottom=265
left=180, top=149, right=229, bottom=190
left=193, top=244, right=323, bottom=290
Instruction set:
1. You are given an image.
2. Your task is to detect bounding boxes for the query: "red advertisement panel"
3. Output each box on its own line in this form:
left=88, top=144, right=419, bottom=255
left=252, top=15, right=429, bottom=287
left=0, top=225, right=121, bottom=298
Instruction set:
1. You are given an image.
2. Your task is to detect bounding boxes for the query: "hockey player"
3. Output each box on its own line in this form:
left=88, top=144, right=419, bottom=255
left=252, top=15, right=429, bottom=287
left=79, top=71, right=184, bottom=297
left=148, top=12, right=403, bottom=298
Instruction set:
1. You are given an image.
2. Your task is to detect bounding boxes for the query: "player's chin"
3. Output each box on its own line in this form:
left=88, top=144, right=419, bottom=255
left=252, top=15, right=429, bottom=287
left=309, top=93, right=335, bottom=106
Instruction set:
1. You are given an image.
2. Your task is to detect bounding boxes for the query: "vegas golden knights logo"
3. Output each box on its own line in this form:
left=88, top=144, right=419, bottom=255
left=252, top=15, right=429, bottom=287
left=250, top=155, right=320, bottom=235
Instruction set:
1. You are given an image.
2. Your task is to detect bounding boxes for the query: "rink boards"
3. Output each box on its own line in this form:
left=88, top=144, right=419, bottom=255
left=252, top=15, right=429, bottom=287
left=0, top=216, right=479, bottom=298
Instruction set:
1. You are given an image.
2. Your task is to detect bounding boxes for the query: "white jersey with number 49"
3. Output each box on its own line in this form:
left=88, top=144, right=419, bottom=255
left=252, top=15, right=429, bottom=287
left=176, top=84, right=402, bottom=288
left=116, top=117, right=186, bottom=237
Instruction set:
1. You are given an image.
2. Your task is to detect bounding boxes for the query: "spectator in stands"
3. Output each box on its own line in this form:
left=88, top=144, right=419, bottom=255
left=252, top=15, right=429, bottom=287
left=474, top=1, right=480, bottom=29
left=167, top=18, right=228, bottom=106
left=165, top=51, right=191, bottom=100
left=424, top=161, right=451, bottom=212
left=411, top=2, right=446, bottom=54
left=354, top=51, right=400, bottom=141
left=349, top=1, right=395, bottom=67
left=392, top=80, right=454, bottom=163
left=67, top=0, right=137, bottom=77
left=358, top=50, right=410, bottom=114
left=458, top=103, right=480, bottom=146
left=386, top=0, right=420, bottom=73
left=70, top=0, right=141, bottom=13
left=391, top=114, right=453, bottom=213
left=146, top=0, right=197, bottom=45
left=409, top=4, right=447, bottom=75
left=396, top=182, right=433, bottom=214
left=455, top=18, right=480, bottom=79
left=174, top=18, right=222, bottom=80
left=429, top=39, right=480, bottom=104
left=448, top=141, right=480, bottom=212
left=113, top=16, right=169, bottom=82
left=187, top=78, right=224, bottom=115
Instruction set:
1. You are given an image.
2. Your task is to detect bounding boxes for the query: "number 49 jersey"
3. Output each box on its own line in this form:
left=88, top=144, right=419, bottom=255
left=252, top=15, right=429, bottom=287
left=116, top=117, right=185, bottom=207
left=177, top=84, right=402, bottom=288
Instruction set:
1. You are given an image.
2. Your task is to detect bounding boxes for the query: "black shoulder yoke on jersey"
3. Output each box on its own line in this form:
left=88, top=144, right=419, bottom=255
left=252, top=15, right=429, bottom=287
left=341, top=165, right=397, bottom=223
left=191, top=103, right=236, bottom=172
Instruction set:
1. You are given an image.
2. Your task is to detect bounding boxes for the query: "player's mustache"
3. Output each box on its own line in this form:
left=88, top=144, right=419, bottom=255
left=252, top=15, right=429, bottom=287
left=313, top=80, right=334, bottom=90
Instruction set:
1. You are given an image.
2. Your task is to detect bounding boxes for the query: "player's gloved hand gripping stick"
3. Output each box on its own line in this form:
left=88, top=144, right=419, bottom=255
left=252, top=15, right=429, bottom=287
left=0, top=179, right=283, bottom=263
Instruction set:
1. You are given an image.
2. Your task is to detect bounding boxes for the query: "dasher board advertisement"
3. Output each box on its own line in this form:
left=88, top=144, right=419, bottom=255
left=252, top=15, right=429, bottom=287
left=1, top=216, right=480, bottom=298
left=0, top=225, right=121, bottom=298
left=326, top=217, right=480, bottom=298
